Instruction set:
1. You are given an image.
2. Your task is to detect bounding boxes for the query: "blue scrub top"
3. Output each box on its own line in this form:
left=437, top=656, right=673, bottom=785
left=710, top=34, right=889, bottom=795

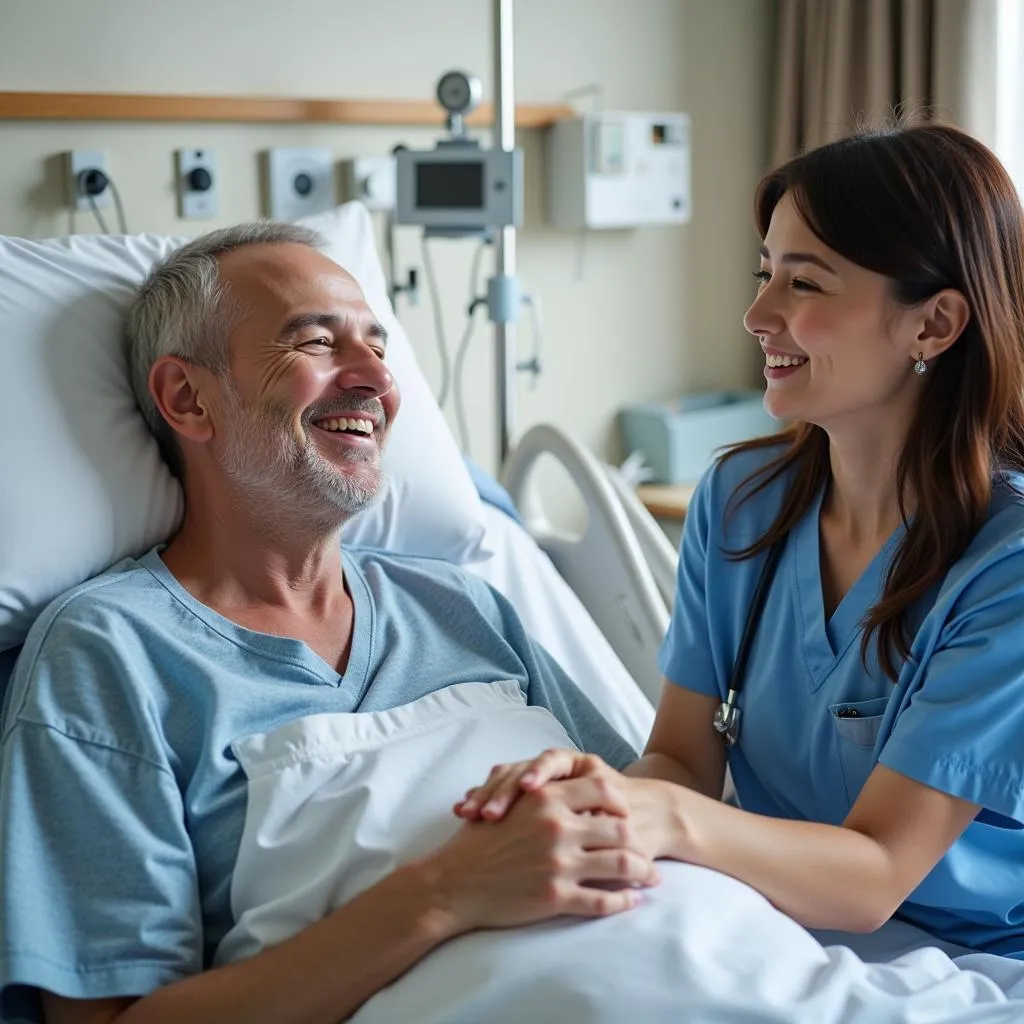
left=660, top=443, right=1024, bottom=958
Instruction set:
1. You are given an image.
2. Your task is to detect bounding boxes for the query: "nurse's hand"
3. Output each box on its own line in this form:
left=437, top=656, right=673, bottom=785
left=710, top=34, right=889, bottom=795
left=455, top=749, right=622, bottom=822
left=428, top=782, right=659, bottom=932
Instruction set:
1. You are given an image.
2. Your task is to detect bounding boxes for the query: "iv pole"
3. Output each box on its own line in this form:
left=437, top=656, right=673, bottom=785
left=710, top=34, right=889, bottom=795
left=491, top=0, right=518, bottom=469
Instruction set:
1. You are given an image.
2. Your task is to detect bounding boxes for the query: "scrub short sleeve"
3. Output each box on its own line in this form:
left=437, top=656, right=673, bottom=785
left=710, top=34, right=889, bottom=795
left=658, top=472, right=719, bottom=697
left=879, top=551, right=1024, bottom=823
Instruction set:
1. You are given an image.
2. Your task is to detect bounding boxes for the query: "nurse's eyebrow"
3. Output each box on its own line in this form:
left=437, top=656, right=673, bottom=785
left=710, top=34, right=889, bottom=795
left=758, top=245, right=838, bottom=275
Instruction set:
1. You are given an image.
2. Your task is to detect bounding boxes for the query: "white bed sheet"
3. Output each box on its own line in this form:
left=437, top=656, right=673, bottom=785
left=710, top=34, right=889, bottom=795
left=462, top=504, right=656, bottom=754
left=218, top=680, right=1024, bottom=1024
left=459, top=505, right=1024, bottom=1003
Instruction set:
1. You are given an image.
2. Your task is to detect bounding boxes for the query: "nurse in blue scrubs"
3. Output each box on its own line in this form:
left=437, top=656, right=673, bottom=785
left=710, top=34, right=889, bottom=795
left=458, top=122, right=1024, bottom=959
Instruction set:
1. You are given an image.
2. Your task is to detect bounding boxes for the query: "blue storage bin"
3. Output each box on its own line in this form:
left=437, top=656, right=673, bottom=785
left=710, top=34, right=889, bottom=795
left=618, top=390, right=779, bottom=484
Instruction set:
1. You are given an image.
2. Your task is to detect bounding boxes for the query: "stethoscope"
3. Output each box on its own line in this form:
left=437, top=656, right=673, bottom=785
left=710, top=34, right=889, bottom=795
left=712, top=536, right=787, bottom=747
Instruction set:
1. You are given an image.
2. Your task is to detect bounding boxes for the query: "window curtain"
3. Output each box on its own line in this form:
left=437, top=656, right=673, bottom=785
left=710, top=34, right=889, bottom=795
left=769, top=0, right=987, bottom=165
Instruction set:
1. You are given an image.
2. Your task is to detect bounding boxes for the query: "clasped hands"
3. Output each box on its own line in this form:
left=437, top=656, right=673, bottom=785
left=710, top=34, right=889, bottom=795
left=442, top=749, right=678, bottom=920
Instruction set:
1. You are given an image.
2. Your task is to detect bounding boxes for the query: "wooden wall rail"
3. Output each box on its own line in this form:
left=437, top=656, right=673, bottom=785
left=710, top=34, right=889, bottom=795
left=0, top=92, right=572, bottom=128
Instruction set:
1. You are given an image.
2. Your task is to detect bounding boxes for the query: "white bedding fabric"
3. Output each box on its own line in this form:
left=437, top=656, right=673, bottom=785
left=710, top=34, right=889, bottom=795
left=463, top=503, right=656, bottom=753
left=218, top=681, right=1024, bottom=1024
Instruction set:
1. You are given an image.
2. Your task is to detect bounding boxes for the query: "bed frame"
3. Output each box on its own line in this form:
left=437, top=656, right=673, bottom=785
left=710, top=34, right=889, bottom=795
left=502, top=423, right=678, bottom=706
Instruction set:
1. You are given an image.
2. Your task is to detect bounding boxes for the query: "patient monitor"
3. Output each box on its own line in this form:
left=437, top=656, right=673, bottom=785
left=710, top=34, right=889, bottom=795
left=394, top=71, right=524, bottom=238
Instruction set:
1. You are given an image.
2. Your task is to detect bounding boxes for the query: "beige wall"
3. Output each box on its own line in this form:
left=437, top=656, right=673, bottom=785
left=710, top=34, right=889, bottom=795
left=0, top=0, right=773, bottom=478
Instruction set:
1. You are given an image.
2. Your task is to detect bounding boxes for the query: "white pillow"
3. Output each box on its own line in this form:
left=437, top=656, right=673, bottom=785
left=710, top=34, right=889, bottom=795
left=0, top=204, right=489, bottom=653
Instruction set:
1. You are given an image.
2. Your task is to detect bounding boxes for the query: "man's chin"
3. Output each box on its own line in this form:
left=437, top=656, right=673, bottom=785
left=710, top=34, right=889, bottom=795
left=330, top=468, right=389, bottom=521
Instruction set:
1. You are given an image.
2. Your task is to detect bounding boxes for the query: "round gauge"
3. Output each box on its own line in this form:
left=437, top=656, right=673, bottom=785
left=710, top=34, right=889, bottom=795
left=436, top=71, right=482, bottom=115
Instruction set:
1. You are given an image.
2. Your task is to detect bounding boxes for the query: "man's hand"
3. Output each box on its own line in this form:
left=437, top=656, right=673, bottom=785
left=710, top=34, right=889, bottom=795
left=423, top=778, right=660, bottom=933
left=454, top=749, right=617, bottom=822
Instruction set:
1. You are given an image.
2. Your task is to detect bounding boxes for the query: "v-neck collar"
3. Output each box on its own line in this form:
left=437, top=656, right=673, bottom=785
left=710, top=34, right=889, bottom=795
left=792, top=485, right=905, bottom=691
left=139, top=545, right=373, bottom=690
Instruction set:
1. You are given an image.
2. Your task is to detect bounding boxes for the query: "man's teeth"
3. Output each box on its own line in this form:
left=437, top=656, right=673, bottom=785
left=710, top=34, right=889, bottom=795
left=317, top=417, right=374, bottom=435
left=766, top=353, right=808, bottom=368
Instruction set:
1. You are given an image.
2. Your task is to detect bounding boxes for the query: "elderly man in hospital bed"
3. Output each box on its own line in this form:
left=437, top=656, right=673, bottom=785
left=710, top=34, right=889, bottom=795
left=3, top=222, right=1024, bottom=1024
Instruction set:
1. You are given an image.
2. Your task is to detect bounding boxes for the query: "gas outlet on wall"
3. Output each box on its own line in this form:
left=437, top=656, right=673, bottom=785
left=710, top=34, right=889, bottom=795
left=176, top=149, right=218, bottom=220
left=265, top=148, right=335, bottom=221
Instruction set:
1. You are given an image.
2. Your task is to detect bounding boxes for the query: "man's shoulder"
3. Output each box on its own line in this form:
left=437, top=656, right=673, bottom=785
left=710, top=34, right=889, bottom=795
left=4, top=553, right=172, bottom=738
left=27, top=553, right=164, bottom=641
left=344, top=545, right=507, bottom=627
left=12, top=551, right=172, bottom=696
left=345, top=545, right=489, bottom=591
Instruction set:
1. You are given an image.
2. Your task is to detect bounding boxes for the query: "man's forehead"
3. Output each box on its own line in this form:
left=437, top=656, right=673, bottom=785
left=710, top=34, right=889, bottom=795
left=220, top=243, right=367, bottom=309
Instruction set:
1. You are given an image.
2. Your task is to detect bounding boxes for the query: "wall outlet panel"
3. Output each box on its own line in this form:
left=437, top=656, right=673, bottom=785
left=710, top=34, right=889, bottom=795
left=176, top=148, right=219, bottom=220
left=266, top=147, right=335, bottom=221
left=67, top=149, right=110, bottom=211
left=341, top=156, right=397, bottom=212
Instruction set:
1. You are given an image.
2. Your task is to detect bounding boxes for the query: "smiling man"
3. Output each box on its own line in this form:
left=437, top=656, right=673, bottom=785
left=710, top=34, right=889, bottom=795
left=0, top=223, right=646, bottom=1024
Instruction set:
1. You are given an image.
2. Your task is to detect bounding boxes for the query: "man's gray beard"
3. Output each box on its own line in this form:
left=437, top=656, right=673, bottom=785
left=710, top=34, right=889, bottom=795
left=217, top=386, right=387, bottom=528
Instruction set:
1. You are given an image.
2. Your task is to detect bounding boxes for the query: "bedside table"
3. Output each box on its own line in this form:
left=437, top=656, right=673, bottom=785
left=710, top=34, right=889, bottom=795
left=636, top=483, right=696, bottom=547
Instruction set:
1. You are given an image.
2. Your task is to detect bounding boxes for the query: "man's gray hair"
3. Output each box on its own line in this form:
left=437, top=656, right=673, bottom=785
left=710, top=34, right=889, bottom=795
left=124, top=221, right=326, bottom=477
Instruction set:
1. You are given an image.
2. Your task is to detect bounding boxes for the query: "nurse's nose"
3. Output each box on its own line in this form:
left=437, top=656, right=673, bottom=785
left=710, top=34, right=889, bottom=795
left=743, top=279, right=785, bottom=339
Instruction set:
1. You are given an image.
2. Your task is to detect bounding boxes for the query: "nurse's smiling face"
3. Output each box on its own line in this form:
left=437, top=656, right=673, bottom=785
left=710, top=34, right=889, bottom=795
left=744, top=192, right=926, bottom=433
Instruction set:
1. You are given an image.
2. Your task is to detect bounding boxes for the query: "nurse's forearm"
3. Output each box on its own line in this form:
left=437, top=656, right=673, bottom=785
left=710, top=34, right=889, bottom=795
left=625, top=752, right=724, bottom=801
left=659, top=786, right=898, bottom=932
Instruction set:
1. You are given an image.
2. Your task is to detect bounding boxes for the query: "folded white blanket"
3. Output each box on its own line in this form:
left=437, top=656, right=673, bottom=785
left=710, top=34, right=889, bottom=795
left=218, top=681, right=1024, bottom=1024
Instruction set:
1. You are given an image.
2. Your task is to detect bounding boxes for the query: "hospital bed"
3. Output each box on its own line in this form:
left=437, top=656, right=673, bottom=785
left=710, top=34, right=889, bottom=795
left=501, top=422, right=679, bottom=708
left=4, top=209, right=1024, bottom=1023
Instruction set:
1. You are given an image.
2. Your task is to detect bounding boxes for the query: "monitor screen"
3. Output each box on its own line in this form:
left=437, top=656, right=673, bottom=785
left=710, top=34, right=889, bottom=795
left=415, top=161, right=485, bottom=210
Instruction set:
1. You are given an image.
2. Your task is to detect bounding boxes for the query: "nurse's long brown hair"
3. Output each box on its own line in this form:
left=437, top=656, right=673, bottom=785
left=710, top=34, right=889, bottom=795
left=723, top=124, right=1024, bottom=681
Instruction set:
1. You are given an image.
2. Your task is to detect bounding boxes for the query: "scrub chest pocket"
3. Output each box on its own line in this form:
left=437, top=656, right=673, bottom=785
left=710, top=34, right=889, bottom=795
left=831, top=695, right=891, bottom=806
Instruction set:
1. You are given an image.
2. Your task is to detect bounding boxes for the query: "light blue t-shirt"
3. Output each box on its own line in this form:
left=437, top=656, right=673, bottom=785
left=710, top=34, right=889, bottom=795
left=0, top=545, right=636, bottom=1020
left=660, top=444, right=1024, bottom=958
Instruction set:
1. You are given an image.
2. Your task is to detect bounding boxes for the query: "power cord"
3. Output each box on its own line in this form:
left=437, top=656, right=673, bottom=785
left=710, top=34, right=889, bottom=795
left=76, top=168, right=129, bottom=234
left=386, top=210, right=419, bottom=308
left=452, top=238, right=491, bottom=455
left=108, top=176, right=129, bottom=234
left=453, top=299, right=485, bottom=457
left=518, top=292, right=543, bottom=389
left=86, top=191, right=110, bottom=235
left=420, top=236, right=453, bottom=411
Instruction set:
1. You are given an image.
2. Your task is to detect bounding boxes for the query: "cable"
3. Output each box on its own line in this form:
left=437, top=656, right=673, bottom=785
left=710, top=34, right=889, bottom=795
left=420, top=235, right=452, bottom=410
left=519, top=292, right=544, bottom=389
left=452, top=238, right=490, bottom=455
left=107, top=176, right=129, bottom=234
left=76, top=167, right=127, bottom=235
left=385, top=209, right=399, bottom=306
left=466, top=236, right=489, bottom=309
left=86, top=192, right=110, bottom=235
left=453, top=300, right=484, bottom=457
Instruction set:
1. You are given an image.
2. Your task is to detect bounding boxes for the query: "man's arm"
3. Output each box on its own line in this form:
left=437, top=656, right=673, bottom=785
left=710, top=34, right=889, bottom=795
left=42, top=782, right=656, bottom=1024
left=44, top=865, right=455, bottom=1024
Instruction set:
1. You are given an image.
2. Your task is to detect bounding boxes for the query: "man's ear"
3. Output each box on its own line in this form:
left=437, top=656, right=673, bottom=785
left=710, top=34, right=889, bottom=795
left=148, top=356, right=216, bottom=444
left=915, top=288, right=971, bottom=361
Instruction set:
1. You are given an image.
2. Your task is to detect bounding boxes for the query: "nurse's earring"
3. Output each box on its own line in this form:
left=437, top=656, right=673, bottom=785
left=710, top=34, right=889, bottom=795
left=914, top=352, right=927, bottom=375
